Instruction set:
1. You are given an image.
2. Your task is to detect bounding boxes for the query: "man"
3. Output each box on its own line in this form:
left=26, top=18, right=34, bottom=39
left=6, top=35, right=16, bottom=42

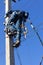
left=4, top=10, right=29, bottom=48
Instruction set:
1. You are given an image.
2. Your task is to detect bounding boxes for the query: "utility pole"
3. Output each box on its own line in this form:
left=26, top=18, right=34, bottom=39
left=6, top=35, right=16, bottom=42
left=5, top=0, right=14, bottom=65
left=4, top=0, right=29, bottom=65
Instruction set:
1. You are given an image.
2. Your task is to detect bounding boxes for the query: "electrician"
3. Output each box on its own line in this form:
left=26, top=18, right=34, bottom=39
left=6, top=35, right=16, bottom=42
left=13, top=11, right=29, bottom=47
left=4, top=10, right=29, bottom=47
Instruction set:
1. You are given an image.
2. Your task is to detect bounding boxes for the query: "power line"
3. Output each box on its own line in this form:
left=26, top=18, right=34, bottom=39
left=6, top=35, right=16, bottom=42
left=27, top=19, right=43, bottom=46
left=16, top=48, right=22, bottom=65
left=40, top=56, right=43, bottom=65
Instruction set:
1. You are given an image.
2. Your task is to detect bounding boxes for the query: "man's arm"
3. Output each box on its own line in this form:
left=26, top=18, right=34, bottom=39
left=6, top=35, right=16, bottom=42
left=4, top=10, right=13, bottom=18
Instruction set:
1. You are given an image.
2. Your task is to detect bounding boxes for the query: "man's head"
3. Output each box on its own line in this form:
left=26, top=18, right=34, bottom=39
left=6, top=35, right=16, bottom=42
left=23, top=12, right=29, bottom=19
left=20, top=11, right=29, bottom=22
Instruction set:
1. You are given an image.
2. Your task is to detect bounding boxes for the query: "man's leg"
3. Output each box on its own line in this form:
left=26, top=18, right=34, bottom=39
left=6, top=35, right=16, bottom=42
left=13, top=20, right=21, bottom=48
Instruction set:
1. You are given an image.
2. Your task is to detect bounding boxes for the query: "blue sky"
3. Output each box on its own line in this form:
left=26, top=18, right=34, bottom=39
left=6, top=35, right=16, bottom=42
left=0, top=0, right=43, bottom=65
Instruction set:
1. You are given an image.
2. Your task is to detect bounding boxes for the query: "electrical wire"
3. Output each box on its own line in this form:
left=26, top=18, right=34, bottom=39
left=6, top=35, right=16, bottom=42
left=21, top=22, right=43, bottom=41
left=15, top=48, right=22, bottom=65
left=40, top=56, right=43, bottom=65
left=14, top=21, right=43, bottom=65
left=27, top=19, right=43, bottom=46
left=20, top=22, right=43, bottom=44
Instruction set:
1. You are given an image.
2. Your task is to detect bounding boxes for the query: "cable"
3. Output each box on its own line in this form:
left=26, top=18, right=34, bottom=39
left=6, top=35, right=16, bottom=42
left=18, top=21, right=43, bottom=44
left=15, top=48, right=22, bottom=65
left=40, top=56, right=43, bottom=65
left=28, top=19, right=43, bottom=46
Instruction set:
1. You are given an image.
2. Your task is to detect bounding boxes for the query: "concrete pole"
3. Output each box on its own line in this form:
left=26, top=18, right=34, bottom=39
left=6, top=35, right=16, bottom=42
left=5, top=0, right=15, bottom=65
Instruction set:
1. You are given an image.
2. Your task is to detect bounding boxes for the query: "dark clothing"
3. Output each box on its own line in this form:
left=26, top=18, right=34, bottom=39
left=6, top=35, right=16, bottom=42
left=5, top=10, right=29, bottom=47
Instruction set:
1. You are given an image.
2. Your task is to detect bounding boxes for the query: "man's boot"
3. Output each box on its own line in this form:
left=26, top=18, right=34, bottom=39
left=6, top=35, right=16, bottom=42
left=13, top=40, right=20, bottom=48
